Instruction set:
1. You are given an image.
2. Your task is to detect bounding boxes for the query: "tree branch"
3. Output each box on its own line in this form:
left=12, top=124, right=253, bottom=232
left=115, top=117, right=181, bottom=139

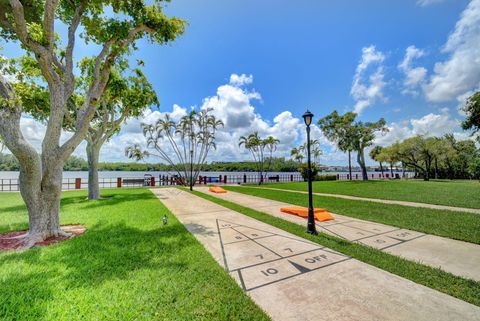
left=59, top=23, right=157, bottom=159
left=8, top=0, right=47, bottom=56
left=0, top=76, right=41, bottom=186
left=65, top=0, right=87, bottom=90
left=0, top=7, right=14, bottom=32
left=43, top=0, right=58, bottom=50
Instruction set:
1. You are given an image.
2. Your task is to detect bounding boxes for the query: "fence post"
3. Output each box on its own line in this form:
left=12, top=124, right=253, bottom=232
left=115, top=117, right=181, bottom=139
left=117, top=177, right=122, bottom=188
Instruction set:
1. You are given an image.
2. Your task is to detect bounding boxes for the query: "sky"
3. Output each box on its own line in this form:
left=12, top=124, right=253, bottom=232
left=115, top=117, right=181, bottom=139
left=2, top=0, right=480, bottom=165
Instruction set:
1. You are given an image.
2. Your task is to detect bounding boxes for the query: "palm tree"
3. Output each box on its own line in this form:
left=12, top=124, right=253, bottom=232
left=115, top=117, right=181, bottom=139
left=263, top=136, right=280, bottom=174
left=239, top=132, right=264, bottom=183
left=290, top=147, right=304, bottom=164
left=125, top=144, right=149, bottom=161
left=127, top=109, right=223, bottom=190
left=312, top=146, right=322, bottom=166
left=239, top=132, right=280, bottom=184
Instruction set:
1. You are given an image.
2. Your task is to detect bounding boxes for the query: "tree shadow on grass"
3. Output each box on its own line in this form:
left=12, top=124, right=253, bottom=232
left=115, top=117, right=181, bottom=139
left=0, top=190, right=155, bottom=214
left=63, top=192, right=156, bottom=210
left=0, top=221, right=195, bottom=320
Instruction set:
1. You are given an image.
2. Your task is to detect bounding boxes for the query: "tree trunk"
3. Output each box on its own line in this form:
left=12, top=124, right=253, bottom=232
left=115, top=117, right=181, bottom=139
left=379, top=162, right=384, bottom=178
left=357, top=149, right=368, bottom=181
left=390, top=163, right=394, bottom=177
left=19, top=160, right=66, bottom=246
left=87, top=140, right=101, bottom=200
left=424, top=159, right=431, bottom=181
left=348, top=150, right=352, bottom=180
left=0, top=76, right=68, bottom=246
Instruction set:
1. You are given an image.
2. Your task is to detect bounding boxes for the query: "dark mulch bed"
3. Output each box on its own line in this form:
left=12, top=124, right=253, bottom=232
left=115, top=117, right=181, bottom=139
left=0, top=224, right=86, bottom=251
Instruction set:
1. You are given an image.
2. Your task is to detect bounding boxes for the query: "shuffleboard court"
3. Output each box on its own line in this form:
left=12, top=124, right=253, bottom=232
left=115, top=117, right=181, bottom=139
left=198, top=186, right=480, bottom=282
left=152, top=188, right=480, bottom=321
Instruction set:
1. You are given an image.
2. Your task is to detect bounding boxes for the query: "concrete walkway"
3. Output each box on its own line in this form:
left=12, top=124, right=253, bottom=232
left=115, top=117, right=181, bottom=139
left=197, top=187, right=480, bottom=282
left=244, top=186, right=480, bottom=214
left=152, top=188, right=479, bottom=321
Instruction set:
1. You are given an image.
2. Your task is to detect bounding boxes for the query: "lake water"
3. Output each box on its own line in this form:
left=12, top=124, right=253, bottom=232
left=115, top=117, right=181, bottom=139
left=0, top=170, right=407, bottom=180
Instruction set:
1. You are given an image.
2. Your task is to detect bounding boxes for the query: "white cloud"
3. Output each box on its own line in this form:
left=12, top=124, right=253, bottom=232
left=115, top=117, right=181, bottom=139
left=202, top=83, right=259, bottom=129
left=375, top=108, right=462, bottom=146
left=398, top=45, right=427, bottom=96
left=423, top=0, right=480, bottom=102
left=229, top=73, right=253, bottom=86
left=351, top=46, right=386, bottom=114
left=416, top=0, right=447, bottom=7
left=75, top=73, right=329, bottom=163
left=198, top=76, right=305, bottom=161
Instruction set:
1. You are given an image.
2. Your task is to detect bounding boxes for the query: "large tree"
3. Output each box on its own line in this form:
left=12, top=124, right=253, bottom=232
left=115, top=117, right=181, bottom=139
left=381, top=134, right=480, bottom=180
left=318, top=112, right=356, bottom=180
left=84, top=62, right=158, bottom=200
left=462, top=91, right=480, bottom=135
left=319, top=111, right=387, bottom=180
left=0, top=1, right=185, bottom=246
left=395, top=136, right=437, bottom=181
left=369, top=146, right=384, bottom=177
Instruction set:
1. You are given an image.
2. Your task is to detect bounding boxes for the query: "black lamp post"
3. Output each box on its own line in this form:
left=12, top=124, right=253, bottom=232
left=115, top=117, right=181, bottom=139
left=190, top=149, right=194, bottom=191
left=302, top=110, right=318, bottom=235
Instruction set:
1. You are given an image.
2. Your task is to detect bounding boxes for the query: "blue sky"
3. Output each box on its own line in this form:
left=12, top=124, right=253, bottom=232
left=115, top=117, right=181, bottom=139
left=2, top=0, right=479, bottom=165
left=149, top=0, right=468, bottom=120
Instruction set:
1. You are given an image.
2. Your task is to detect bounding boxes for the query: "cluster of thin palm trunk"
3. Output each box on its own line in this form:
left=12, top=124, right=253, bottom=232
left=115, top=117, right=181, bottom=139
left=126, top=108, right=223, bottom=189
left=290, top=140, right=322, bottom=165
left=238, top=132, right=280, bottom=184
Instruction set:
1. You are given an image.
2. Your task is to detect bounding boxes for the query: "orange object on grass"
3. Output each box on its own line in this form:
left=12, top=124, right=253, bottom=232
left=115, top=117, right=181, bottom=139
left=280, top=206, right=334, bottom=222
left=209, top=186, right=227, bottom=193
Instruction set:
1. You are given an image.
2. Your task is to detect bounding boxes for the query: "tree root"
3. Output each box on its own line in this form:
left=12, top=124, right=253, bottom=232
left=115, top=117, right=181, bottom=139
left=17, top=233, right=45, bottom=250
left=16, top=228, right=73, bottom=250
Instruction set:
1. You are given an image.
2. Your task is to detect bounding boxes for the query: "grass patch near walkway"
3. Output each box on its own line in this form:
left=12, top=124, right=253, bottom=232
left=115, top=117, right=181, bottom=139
left=224, top=186, right=480, bottom=245
left=0, top=189, right=269, bottom=321
left=251, top=180, right=480, bottom=209
left=190, top=189, right=480, bottom=307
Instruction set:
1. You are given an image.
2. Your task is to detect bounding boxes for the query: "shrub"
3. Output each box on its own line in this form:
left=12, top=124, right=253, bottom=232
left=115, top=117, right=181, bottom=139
left=315, top=174, right=337, bottom=181
left=298, top=163, right=319, bottom=181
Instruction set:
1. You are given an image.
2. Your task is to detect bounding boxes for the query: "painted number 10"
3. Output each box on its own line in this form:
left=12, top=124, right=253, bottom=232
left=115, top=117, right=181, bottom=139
left=260, top=268, right=278, bottom=276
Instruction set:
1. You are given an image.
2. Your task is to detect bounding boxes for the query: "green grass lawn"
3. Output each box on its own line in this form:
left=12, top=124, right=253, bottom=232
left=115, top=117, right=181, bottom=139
left=252, top=179, right=480, bottom=209
left=190, top=189, right=480, bottom=307
left=224, top=186, right=480, bottom=244
left=0, top=189, right=269, bottom=321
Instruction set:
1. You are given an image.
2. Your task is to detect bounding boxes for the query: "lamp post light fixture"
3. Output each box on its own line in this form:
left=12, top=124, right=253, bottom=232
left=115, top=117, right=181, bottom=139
left=302, top=110, right=318, bottom=235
